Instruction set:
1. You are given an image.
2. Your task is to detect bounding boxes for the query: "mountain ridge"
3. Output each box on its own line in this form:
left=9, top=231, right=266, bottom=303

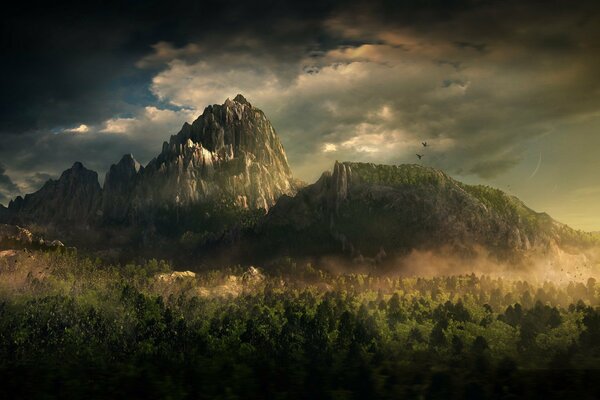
left=0, top=98, right=597, bottom=266
left=3, top=95, right=297, bottom=232
left=7, top=161, right=102, bottom=226
left=241, top=161, right=598, bottom=263
left=132, top=94, right=294, bottom=215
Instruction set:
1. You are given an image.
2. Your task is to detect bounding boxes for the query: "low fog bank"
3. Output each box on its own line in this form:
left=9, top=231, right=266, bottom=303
left=311, top=244, right=600, bottom=285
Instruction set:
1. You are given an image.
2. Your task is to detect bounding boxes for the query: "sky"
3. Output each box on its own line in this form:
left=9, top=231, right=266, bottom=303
left=1, top=0, right=599, bottom=230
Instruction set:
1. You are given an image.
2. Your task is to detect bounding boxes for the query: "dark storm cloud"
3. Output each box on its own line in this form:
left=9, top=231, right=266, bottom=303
left=6, top=0, right=592, bottom=134
left=0, top=108, right=190, bottom=190
left=0, top=0, right=347, bottom=202
left=281, top=0, right=600, bottom=179
left=23, top=173, right=53, bottom=193
left=0, top=164, right=19, bottom=203
left=0, top=0, right=342, bottom=133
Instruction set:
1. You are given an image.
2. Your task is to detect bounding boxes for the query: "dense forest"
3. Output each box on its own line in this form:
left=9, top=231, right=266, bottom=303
left=1, top=250, right=600, bottom=399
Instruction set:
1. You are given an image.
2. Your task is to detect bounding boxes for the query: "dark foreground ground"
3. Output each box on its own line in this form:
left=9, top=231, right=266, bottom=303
left=1, top=250, right=599, bottom=399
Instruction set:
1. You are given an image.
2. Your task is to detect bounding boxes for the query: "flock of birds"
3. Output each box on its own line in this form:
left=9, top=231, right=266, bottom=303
left=416, top=141, right=427, bottom=160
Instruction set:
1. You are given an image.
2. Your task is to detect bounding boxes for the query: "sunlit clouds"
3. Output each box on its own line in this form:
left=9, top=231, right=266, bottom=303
left=63, top=124, right=90, bottom=134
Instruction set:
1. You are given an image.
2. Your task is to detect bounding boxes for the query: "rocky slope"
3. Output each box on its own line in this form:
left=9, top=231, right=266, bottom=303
left=132, top=94, right=294, bottom=214
left=6, top=162, right=102, bottom=226
left=246, top=161, right=597, bottom=261
left=101, top=154, right=141, bottom=223
left=1, top=95, right=297, bottom=232
left=0, top=224, right=64, bottom=249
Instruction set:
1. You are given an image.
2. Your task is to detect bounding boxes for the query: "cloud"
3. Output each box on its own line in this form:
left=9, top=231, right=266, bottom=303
left=0, top=164, right=20, bottom=204
left=22, top=172, right=53, bottom=193
left=469, top=158, right=520, bottom=179
left=136, top=42, right=203, bottom=69
left=322, top=143, right=338, bottom=153
left=0, top=0, right=341, bottom=134
left=63, top=124, right=90, bottom=134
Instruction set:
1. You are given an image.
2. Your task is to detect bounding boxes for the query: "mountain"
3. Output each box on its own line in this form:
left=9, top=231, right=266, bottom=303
left=1, top=96, right=596, bottom=264
left=241, top=161, right=597, bottom=262
left=2, top=95, right=297, bottom=235
left=101, top=154, right=141, bottom=223
left=6, top=162, right=102, bottom=226
left=129, top=94, right=294, bottom=218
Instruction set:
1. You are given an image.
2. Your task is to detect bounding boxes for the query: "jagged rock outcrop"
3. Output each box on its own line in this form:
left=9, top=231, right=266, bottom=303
left=252, top=161, right=597, bottom=260
left=101, top=154, right=141, bottom=223
left=133, top=94, right=294, bottom=212
left=0, top=224, right=34, bottom=244
left=0, top=224, right=64, bottom=249
left=0, top=95, right=297, bottom=233
left=6, top=162, right=102, bottom=226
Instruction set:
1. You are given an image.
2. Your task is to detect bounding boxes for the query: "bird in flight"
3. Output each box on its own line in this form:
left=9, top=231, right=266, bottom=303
left=422, top=141, right=428, bottom=147
left=416, top=154, right=423, bottom=160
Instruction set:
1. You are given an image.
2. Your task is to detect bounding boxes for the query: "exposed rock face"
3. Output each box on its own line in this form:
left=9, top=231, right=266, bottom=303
left=0, top=95, right=297, bottom=231
left=6, top=162, right=102, bottom=225
left=102, top=154, right=141, bottom=223
left=0, top=224, right=34, bottom=244
left=133, top=95, right=294, bottom=212
left=256, top=161, right=595, bottom=260
left=0, top=224, right=64, bottom=249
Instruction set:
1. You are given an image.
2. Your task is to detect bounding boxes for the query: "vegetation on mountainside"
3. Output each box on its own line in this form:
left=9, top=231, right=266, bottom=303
left=346, top=162, right=449, bottom=187
left=153, top=197, right=264, bottom=244
left=348, top=163, right=554, bottom=232
left=1, top=250, right=600, bottom=398
left=460, top=184, right=600, bottom=247
left=344, top=162, right=599, bottom=249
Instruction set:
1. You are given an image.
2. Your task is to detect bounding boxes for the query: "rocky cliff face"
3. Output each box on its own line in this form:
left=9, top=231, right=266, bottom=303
left=1, top=95, right=297, bottom=231
left=254, top=161, right=596, bottom=260
left=0, top=224, right=64, bottom=249
left=133, top=94, right=294, bottom=213
left=6, top=162, right=102, bottom=226
left=101, top=154, right=141, bottom=223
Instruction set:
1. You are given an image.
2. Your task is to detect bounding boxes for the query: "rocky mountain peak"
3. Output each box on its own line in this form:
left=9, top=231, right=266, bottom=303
left=164, top=95, right=287, bottom=168
left=112, top=154, right=141, bottom=174
left=233, top=94, right=251, bottom=106
left=61, top=161, right=96, bottom=179
left=6, top=161, right=101, bottom=225
left=102, top=154, right=141, bottom=222
left=1, top=95, right=297, bottom=231
left=137, top=95, right=295, bottom=211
